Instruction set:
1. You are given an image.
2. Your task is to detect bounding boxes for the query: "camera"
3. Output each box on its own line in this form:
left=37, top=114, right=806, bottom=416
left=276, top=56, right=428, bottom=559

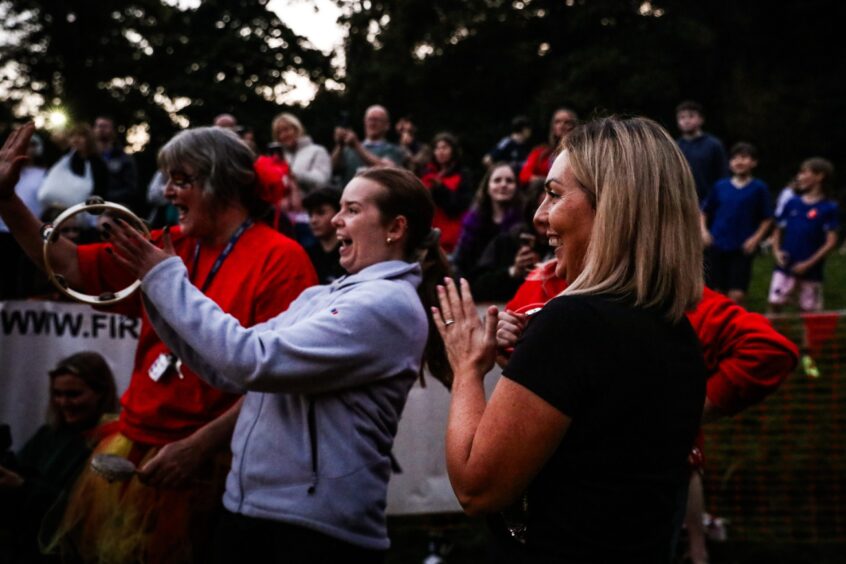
left=337, top=111, right=351, bottom=129
left=519, top=233, right=536, bottom=247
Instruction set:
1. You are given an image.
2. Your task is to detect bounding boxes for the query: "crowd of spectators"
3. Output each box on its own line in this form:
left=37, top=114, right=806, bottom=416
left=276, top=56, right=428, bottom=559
left=0, top=101, right=842, bottom=313
left=0, top=102, right=826, bottom=563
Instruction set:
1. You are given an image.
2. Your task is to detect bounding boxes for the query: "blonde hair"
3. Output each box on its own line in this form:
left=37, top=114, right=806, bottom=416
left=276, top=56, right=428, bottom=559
left=562, top=116, right=703, bottom=322
left=271, top=112, right=304, bottom=140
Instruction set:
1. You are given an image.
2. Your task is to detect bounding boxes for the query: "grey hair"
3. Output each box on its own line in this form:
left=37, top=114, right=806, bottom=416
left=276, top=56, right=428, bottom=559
left=272, top=112, right=305, bottom=139
left=158, top=127, right=258, bottom=211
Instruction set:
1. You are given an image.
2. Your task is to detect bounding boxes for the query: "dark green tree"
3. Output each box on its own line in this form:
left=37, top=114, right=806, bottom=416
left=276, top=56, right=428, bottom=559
left=331, top=0, right=846, bottom=188
left=0, top=0, right=331, bottom=149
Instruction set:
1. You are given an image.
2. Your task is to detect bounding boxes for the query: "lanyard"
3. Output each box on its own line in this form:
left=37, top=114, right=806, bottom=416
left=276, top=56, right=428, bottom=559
left=190, top=218, right=253, bottom=293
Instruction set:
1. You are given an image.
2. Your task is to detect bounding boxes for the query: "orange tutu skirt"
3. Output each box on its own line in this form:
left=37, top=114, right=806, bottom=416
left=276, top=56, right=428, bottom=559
left=46, top=432, right=229, bottom=563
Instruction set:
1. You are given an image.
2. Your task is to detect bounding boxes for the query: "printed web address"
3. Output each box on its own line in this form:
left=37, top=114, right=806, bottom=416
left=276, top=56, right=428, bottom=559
left=1, top=309, right=139, bottom=339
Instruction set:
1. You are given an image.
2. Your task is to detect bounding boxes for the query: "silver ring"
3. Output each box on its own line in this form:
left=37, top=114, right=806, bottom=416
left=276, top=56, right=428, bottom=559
left=444, top=319, right=455, bottom=326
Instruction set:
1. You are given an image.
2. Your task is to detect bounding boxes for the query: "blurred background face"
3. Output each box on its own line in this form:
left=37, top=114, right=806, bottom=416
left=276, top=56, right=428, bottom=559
left=93, top=118, right=115, bottom=143
left=308, top=203, right=338, bottom=239
left=434, top=140, right=454, bottom=166
left=275, top=120, right=298, bottom=149
left=51, top=372, right=101, bottom=427
left=214, top=114, right=237, bottom=129
left=487, top=165, right=517, bottom=204
left=676, top=110, right=703, bottom=135
left=551, top=110, right=577, bottom=139
left=729, top=154, right=757, bottom=177
left=364, top=108, right=390, bottom=139
left=69, top=133, right=87, bottom=154
left=795, top=167, right=823, bottom=192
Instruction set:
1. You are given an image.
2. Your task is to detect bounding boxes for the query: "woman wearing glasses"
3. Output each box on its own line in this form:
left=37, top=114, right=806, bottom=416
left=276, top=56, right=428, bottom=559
left=99, top=167, right=451, bottom=562
left=0, top=124, right=317, bottom=562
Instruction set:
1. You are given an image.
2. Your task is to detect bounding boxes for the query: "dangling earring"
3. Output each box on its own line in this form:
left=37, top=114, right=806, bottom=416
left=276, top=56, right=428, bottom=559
left=386, top=237, right=393, bottom=244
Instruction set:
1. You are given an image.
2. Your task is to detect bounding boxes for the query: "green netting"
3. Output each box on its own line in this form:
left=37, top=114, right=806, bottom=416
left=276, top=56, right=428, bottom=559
left=704, top=311, right=846, bottom=542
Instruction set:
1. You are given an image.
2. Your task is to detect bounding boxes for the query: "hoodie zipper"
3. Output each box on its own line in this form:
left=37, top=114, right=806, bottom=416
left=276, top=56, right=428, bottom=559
left=237, top=394, right=265, bottom=511
left=307, top=398, right=318, bottom=494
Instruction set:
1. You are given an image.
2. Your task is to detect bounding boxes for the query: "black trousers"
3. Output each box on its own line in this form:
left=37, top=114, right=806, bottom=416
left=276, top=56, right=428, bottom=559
left=212, top=510, right=386, bottom=564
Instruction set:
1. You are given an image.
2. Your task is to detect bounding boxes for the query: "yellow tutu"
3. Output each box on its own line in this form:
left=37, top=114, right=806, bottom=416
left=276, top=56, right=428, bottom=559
left=46, top=432, right=228, bottom=563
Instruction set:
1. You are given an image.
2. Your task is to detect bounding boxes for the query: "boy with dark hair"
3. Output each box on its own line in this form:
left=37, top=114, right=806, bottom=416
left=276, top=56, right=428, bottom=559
left=482, top=115, right=533, bottom=175
left=302, top=188, right=345, bottom=284
left=701, top=142, right=773, bottom=305
left=768, top=157, right=839, bottom=312
left=676, top=100, right=729, bottom=201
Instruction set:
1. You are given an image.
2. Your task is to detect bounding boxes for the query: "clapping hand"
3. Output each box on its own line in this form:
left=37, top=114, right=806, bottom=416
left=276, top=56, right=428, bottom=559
left=432, top=277, right=499, bottom=380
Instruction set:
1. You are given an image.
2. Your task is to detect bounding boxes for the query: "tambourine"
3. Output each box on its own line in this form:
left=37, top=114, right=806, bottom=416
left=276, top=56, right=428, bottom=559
left=41, top=196, right=151, bottom=305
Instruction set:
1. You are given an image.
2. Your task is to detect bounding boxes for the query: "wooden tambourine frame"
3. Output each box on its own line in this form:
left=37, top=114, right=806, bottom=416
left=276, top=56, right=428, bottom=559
left=41, top=197, right=151, bottom=305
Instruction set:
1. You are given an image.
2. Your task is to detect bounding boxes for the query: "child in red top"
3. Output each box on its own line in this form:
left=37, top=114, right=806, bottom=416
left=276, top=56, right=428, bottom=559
left=419, top=132, right=473, bottom=253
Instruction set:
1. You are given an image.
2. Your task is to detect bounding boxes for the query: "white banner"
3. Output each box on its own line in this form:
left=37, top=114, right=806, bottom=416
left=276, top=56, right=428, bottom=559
left=0, top=299, right=502, bottom=515
left=0, top=300, right=138, bottom=449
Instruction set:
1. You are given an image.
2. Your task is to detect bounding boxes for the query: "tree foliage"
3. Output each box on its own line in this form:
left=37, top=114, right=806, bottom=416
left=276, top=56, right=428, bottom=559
left=327, top=0, right=846, bottom=187
left=0, top=0, right=331, bottom=148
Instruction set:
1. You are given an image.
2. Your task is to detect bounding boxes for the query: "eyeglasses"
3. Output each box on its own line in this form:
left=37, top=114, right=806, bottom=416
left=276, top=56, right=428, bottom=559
left=168, top=170, right=199, bottom=189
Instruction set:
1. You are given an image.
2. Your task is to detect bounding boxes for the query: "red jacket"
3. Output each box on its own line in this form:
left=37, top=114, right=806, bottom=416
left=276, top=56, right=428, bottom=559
left=518, top=145, right=554, bottom=187
left=420, top=163, right=472, bottom=253
left=505, top=260, right=798, bottom=415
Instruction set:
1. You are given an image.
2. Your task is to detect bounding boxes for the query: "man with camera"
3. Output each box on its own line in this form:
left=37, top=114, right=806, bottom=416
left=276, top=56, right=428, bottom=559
left=331, top=105, right=405, bottom=186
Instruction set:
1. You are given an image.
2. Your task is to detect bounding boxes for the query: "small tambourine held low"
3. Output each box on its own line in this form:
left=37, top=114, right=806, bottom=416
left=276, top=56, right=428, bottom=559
left=41, top=196, right=151, bottom=305
left=90, top=453, right=137, bottom=482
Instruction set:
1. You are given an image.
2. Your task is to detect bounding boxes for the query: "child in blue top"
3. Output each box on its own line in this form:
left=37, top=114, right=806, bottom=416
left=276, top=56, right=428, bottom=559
left=676, top=100, right=729, bottom=202
left=701, top=142, right=772, bottom=305
left=768, top=158, right=840, bottom=312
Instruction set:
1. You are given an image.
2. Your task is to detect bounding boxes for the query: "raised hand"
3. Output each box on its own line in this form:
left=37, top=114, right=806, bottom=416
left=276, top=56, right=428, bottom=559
left=0, top=123, right=34, bottom=200
left=107, top=218, right=175, bottom=279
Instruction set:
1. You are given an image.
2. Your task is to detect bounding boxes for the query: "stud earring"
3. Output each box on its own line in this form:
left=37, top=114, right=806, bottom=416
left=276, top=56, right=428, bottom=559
left=386, top=237, right=393, bottom=244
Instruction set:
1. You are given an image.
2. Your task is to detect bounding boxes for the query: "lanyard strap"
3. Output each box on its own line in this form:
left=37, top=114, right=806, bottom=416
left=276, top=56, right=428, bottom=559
left=190, top=218, right=253, bottom=293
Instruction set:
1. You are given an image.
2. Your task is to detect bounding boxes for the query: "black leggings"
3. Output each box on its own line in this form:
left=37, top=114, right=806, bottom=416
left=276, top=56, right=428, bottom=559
left=212, top=510, right=386, bottom=564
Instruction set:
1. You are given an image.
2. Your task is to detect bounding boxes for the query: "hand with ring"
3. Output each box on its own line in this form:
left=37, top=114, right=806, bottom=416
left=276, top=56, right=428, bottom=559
left=432, top=277, right=499, bottom=380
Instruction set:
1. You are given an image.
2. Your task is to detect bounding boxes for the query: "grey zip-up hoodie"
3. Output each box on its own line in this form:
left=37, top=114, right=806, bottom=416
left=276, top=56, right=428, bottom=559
left=141, top=259, right=428, bottom=550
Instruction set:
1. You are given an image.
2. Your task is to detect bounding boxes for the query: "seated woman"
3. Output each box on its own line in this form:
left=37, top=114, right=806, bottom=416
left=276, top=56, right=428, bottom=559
left=0, top=352, right=118, bottom=562
left=470, top=184, right=550, bottom=303
left=451, top=162, right=522, bottom=279
left=435, top=117, right=707, bottom=563
left=0, top=124, right=316, bottom=563
left=419, top=132, right=473, bottom=254
left=107, top=167, right=451, bottom=562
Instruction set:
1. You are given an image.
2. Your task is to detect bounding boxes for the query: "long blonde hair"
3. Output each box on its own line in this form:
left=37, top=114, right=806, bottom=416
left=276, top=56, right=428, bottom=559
left=562, top=116, right=703, bottom=322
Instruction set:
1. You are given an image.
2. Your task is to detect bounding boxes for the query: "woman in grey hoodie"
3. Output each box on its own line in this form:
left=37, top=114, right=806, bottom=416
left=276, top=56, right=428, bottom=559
left=108, top=167, right=451, bottom=562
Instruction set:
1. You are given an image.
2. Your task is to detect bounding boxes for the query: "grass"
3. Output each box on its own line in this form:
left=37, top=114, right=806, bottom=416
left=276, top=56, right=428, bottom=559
left=745, top=247, right=846, bottom=313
